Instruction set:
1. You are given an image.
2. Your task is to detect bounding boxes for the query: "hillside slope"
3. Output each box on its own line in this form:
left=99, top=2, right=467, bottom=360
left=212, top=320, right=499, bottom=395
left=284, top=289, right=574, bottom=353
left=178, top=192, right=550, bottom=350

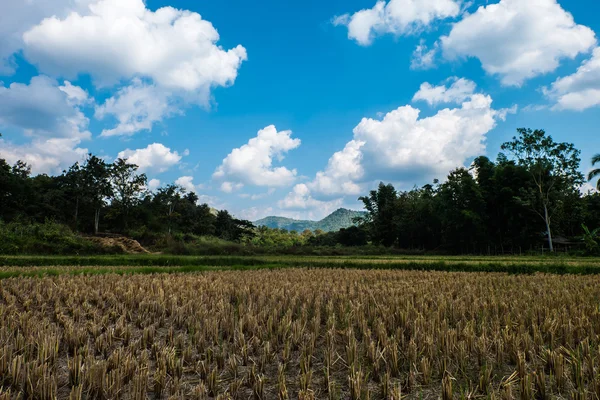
left=254, top=208, right=366, bottom=232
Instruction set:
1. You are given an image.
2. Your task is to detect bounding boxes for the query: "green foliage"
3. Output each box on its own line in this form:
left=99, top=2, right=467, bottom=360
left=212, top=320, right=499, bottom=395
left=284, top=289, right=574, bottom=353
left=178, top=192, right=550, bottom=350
left=246, top=226, right=312, bottom=247
left=436, top=168, right=486, bottom=253
left=109, top=158, right=147, bottom=231
left=589, top=154, right=600, bottom=190
left=3, top=255, right=600, bottom=276
left=581, top=224, right=600, bottom=255
left=215, top=210, right=255, bottom=242
left=0, top=220, right=119, bottom=255
left=501, top=128, right=584, bottom=251
left=359, top=183, right=398, bottom=247
left=0, top=128, right=596, bottom=256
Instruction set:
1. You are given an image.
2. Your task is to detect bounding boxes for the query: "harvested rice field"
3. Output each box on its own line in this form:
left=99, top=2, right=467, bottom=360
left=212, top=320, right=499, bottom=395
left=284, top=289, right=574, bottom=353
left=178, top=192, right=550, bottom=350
left=1, top=268, right=600, bottom=399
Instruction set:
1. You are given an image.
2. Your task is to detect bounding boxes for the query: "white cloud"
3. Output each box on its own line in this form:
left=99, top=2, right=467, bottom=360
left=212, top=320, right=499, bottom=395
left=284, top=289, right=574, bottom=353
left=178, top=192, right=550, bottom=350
left=59, top=80, right=92, bottom=106
left=279, top=184, right=344, bottom=214
left=309, top=140, right=365, bottom=199
left=282, top=78, right=509, bottom=207
left=0, top=138, right=88, bottom=176
left=147, top=178, right=161, bottom=192
left=240, top=188, right=276, bottom=200
left=175, top=176, right=198, bottom=193
left=117, top=143, right=183, bottom=173
left=236, top=206, right=274, bottom=221
left=580, top=182, right=598, bottom=195
left=0, top=0, right=96, bottom=74
left=441, top=0, right=597, bottom=86
left=197, top=194, right=220, bottom=207
left=0, top=76, right=90, bottom=140
left=411, top=40, right=438, bottom=70
left=0, top=76, right=91, bottom=174
left=95, top=79, right=174, bottom=137
left=13, top=0, right=247, bottom=137
left=22, top=0, right=247, bottom=97
left=220, top=181, right=244, bottom=193
left=334, top=0, right=461, bottom=46
left=213, top=125, right=301, bottom=190
left=545, top=47, right=600, bottom=111
left=350, top=88, right=502, bottom=184
left=412, top=77, right=476, bottom=105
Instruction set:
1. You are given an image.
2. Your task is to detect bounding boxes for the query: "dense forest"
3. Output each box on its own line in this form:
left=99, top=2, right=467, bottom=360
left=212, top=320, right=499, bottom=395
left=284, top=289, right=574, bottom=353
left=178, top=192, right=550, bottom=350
left=1, top=128, right=599, bottom=255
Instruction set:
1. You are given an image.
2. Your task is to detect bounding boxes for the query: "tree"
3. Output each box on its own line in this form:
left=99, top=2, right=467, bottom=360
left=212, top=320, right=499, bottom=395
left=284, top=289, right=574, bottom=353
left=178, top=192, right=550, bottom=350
left=193, top=204, right=217, bottom=236
left=501, top=129, right=583, bottom=252
left=214, top=210, right=255, bottom=242
left=581, top=224, right=600, bottom=255
left=589, top=154, right=600, bottom=190
left=337, top=226, right=368, bottom=247
left=63, top=162, right=85, bottom=231
left=436, top=168, right=486, bottom=253
left=359, top=182, right=398, bottom=247
left=0, top=159, right=14, bottom=219
left=0, top=159, right=32, bottom=221
left=110, top=158, right=147, bottom=231
left=81, top=155, right=113, bottom=235
left=154, top=184, right=184, bottom=235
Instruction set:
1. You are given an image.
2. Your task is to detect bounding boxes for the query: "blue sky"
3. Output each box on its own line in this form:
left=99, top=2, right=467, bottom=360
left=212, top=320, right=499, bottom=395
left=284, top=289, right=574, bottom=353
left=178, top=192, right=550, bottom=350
left=1, top=0, right=599, bottom=220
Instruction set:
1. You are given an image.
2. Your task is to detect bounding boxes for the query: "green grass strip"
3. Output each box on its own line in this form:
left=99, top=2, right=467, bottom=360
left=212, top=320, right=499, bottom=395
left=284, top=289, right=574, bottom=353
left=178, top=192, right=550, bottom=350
left=0, top=256, right=600, bottom=279
left=0, top=263, right=290, bottom=279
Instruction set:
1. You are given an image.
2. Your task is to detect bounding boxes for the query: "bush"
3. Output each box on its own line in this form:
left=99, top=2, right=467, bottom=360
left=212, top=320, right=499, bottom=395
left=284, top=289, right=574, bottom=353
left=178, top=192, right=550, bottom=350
left=151, top=233, right=427, bottom=256
left=0, top=220, right=119, bottom=255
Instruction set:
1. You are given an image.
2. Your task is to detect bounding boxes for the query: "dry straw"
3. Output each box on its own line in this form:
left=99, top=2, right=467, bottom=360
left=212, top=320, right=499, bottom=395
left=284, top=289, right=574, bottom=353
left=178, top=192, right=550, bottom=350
left=0, top=268, right=600, bottom=399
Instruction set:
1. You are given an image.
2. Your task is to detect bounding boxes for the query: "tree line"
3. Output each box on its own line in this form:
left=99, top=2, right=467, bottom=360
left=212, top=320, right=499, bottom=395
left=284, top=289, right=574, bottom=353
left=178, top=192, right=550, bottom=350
left=0, top=155, right=254, bottom=244
left=1, top=128, right=599, bottom=254
left=356, top=129, right=600, bottom=254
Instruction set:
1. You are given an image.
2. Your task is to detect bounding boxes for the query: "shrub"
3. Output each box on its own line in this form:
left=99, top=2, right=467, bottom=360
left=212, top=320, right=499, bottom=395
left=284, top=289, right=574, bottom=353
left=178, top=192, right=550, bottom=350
left=0, top=220, right=119, bottom=255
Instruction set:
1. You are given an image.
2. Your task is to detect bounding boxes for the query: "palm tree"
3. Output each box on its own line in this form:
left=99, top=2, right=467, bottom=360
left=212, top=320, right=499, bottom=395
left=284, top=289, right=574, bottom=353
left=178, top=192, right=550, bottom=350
left=590, top=154, right=600, bottom=190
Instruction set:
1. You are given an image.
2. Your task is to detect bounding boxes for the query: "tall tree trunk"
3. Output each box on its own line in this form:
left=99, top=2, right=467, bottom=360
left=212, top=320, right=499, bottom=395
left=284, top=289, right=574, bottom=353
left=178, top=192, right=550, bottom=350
left=544, top=203, right=554, bottom=252
left=94, top=208, right=100, bottom=235
left=74, top=196, right=79, bottom=232
left=168, top=204, right=174, bottom=235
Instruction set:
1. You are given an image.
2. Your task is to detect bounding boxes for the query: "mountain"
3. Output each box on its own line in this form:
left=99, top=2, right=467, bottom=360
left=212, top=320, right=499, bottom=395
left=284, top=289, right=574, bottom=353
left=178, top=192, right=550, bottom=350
left=254, top=208, right=366, bottom=232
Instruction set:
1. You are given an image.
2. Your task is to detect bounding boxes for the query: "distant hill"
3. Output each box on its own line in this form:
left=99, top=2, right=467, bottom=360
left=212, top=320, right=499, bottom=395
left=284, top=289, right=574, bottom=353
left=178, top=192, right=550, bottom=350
left=254, top=208, right=366, bottom=232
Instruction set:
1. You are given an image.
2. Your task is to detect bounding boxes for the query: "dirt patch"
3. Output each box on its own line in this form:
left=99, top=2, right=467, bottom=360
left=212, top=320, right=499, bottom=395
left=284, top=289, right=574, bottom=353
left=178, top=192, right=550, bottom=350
left=85, top=235, right=150, bottom=254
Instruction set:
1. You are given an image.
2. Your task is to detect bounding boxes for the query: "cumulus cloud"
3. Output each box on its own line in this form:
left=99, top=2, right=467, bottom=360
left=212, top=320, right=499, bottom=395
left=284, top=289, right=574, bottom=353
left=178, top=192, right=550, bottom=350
left=213, top=125, right=301, bottom=190
left=0, top=76, right=91, bottom=174
left=239, top=188, right=276, bottom=200
left=279, top=184, right=344, bottom=213
left=95, top=79, right=173, bottom=137
left=441, top=0, right=597, bottom=86
left=236, top=206, right=275, bottom=221
left=282, top=78, right=511, bottom=210
left=411, top=40, right=438, bottom=70
left=0, top=76, right=90, bottom=140
left=0, top=0, right=96, bottom=74
left=0, top=138, right=88, bottom=176
left=59, top=81, right=92, bottom=106
left=220, top=182, right=244, bottom=193
left=117, top=143, right=183, bottom=173
left=412, top=77, right=477, bottom=105
left=15, top=0, right=246, bottom=137
left=175, top=176, right=198, bottom=193
left=545, top=47, right=600, bottom=111
left=23, top=0, right=247, bottom=95
left=580, top=182, right=598, bottom=195
left=350, top=86, right=506, bottom=184
left=334, top=0, right=461, bottom=46
left=308, top=141, right=365, bottom=199
left=147, top=178, right=162, bottom=192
